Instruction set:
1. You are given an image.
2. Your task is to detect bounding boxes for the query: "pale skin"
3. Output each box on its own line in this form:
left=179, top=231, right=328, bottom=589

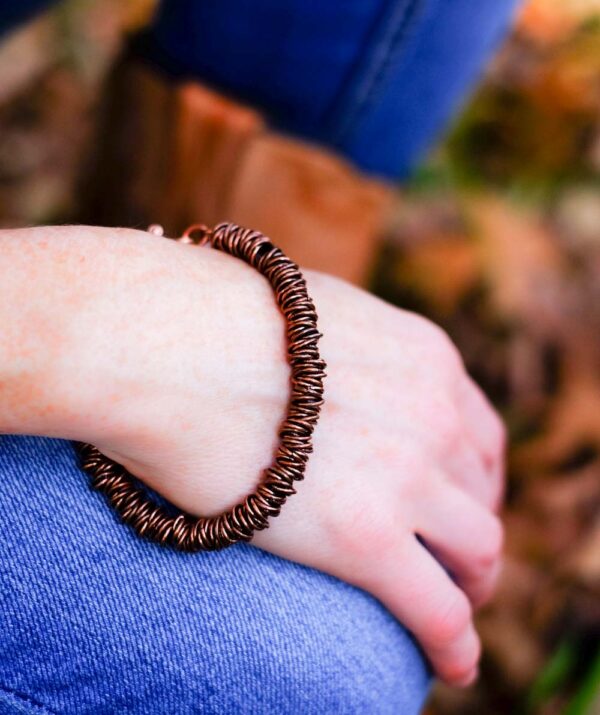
left=0, top=225, right=506, bottom=687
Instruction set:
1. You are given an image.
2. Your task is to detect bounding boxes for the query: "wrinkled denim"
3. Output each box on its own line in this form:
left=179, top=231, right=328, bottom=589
left=0, top=435, right=430, bottom=714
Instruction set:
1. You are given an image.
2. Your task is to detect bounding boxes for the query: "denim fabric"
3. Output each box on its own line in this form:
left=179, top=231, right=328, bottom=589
left=146, top=0, right=520, bottom=178
left=0, top=435, right=430, bottom=714
left=1, top=0, right=519, bottom=179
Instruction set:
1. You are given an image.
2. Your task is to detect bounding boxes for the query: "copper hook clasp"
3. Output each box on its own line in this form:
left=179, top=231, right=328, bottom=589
left=180, top=223, right=212, bottom=246
left=147, top=223, right=212, bottom=246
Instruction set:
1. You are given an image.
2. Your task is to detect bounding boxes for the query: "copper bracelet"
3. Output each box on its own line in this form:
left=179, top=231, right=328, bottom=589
left=78, top=222, right=326, bottom=552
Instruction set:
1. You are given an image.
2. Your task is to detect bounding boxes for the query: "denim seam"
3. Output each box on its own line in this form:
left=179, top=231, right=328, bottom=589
left=327, top=0, right=426, bottom=146
left=0, top=686, right=58, bottom=715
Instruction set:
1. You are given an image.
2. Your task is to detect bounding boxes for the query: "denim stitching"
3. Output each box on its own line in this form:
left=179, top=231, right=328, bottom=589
left=0, top=686, right=58, bottom=715
left=328, top=0, right=426, bottom=146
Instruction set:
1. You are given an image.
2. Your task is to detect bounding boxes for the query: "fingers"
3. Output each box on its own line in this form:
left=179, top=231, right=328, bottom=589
left=362, top=536, right=481, bottom=687
left=455, top=376, right=507, bottom=512
left=415, top=478, right=504, bottom=608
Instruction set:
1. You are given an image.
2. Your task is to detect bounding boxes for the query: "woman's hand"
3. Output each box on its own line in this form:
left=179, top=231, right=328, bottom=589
left=0, top=225, right=506, bottom=687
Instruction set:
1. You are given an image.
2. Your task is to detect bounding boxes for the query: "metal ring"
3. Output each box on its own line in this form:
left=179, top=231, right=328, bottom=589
left=180, top=223, right=211, bottom=246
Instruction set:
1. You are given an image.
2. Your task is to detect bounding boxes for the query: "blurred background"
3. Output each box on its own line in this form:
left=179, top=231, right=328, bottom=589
left=0, top=1, right=598, bottom=713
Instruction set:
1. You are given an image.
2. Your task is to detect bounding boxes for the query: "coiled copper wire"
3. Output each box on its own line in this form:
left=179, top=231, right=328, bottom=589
left=78, top=222, right=326, bottom=551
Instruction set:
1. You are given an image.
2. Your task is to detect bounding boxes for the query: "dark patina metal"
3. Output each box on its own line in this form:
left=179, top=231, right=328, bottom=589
left=79, top=222, right=326, bottom=551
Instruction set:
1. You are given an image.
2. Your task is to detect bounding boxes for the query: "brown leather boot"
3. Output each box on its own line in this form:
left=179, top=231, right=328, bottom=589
left=80, top=55, right=394, bottom=286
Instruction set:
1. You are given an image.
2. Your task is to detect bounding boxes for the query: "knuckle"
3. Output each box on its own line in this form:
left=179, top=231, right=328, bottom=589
left=430, top=403, right=462, bottom=451
left=492, top=412, right=508, bottom=455
left=425, top=323, right=463, bottom=370
left=471, top=584, right=494, bottom=611
left=429, top=592, right=473, bottom=648
left=474, top=573, right=499, bottom=608
left=328, top=496, right=396, bottom=563
left=476, top=515, right=505, bottom=570
left=481, top=400, right=507, bottom=460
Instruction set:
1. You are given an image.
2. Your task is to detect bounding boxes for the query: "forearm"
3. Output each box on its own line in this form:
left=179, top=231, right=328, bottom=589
left=0, top=224, right=220, bottom=441
left=0, top=225, right=96, bottom=438
left=0, top=224, right=288, bottom=457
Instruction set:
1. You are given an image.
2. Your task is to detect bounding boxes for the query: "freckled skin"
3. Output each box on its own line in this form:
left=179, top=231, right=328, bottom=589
left=0, top=225, right=506, bottom=688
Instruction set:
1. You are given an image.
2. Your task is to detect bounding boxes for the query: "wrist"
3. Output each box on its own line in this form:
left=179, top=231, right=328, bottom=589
left=55, top=225, right=291, bottom=516
left=86, top=229, right=292, bottom=514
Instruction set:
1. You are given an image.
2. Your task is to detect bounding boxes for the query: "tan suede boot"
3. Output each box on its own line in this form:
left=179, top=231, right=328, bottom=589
left=80, top=55, right=394, bottom=286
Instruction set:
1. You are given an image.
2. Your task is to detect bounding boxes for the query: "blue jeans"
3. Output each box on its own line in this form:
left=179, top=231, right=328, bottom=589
left=0, top=436, right=429, bottom=713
